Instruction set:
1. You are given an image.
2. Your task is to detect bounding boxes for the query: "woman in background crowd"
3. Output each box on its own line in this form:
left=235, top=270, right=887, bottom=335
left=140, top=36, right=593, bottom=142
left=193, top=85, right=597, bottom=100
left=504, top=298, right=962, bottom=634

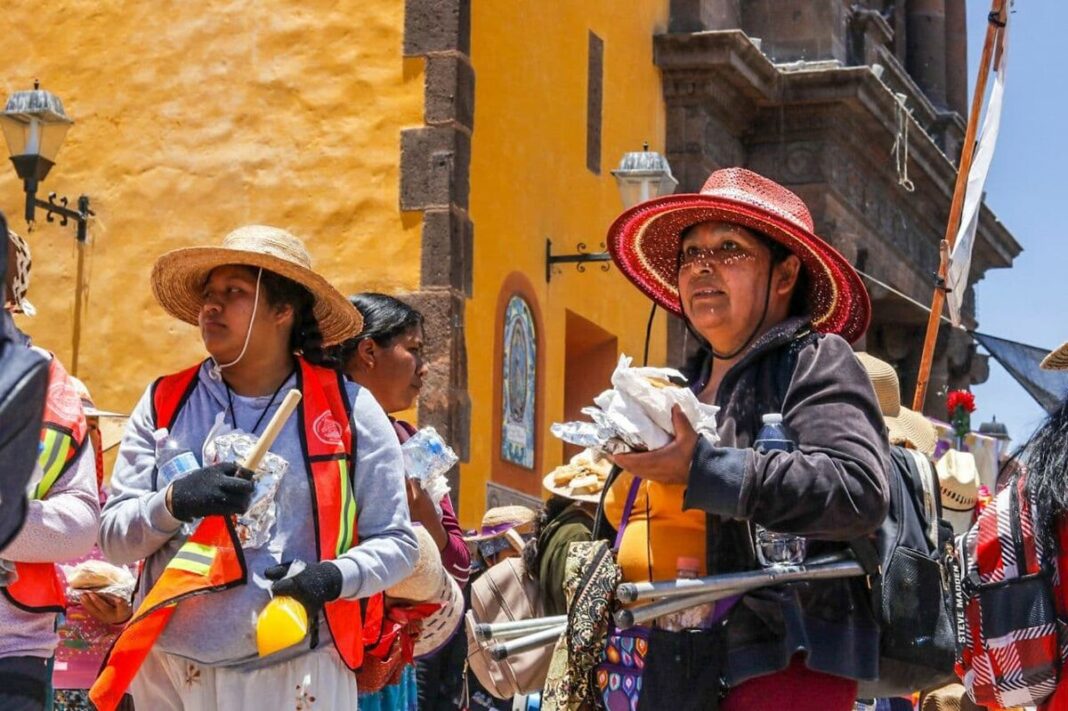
left=463, top=506, right=537, bottom=711
left=340, top=293, right=471, bottom=711
left=0, top=228, right=100, bottom=711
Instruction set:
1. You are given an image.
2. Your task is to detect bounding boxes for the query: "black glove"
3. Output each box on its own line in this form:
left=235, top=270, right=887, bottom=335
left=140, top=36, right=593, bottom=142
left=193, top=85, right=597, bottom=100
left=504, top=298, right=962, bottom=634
left=167, top=462, right=255, bottom=522
left=264, top=561, right=344, bottom=618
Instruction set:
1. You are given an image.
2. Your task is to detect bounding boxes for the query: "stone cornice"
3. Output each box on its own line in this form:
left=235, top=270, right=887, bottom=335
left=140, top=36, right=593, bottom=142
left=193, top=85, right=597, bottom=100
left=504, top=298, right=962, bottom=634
left=654, top=29, right=1021, bottom=276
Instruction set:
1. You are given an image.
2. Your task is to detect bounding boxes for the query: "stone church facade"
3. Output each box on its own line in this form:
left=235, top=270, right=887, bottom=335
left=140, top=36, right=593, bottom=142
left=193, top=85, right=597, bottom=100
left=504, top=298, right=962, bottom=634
left=659, top=0, right=1020, bottom=413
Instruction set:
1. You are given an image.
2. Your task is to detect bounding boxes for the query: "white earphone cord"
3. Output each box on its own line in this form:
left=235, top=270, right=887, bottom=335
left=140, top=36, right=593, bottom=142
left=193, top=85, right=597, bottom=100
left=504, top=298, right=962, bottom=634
left=209, top=267, right=263, bottom=381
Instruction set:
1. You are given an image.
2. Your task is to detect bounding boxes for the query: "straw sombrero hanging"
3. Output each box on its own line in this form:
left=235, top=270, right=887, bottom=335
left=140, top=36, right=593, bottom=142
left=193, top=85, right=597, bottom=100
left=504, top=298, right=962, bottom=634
left=607, top=167, right=871, bottom=344
left=151, top=225, right=363, bottom=346
left=855, top=352, right=938, bottom=456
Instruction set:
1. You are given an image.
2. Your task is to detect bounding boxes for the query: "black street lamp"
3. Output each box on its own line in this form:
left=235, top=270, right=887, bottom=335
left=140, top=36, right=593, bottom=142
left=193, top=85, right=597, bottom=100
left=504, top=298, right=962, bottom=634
left=0, top=82, right=92, bottom=241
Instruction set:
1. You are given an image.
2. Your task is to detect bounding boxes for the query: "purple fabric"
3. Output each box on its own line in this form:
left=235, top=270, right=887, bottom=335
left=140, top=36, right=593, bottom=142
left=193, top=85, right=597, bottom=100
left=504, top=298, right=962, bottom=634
left=613, top=478, right=644, bottom=551
left=477, top=522, right=521, bottom=537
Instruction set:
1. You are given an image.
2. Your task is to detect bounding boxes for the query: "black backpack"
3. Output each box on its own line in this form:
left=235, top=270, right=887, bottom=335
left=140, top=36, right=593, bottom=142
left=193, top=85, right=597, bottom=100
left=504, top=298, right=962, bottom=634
left=0, top=213, right=49, bottom=549
left=768, top=335, right=958, bottom=696
left=853, top=445, right=959, bottom=697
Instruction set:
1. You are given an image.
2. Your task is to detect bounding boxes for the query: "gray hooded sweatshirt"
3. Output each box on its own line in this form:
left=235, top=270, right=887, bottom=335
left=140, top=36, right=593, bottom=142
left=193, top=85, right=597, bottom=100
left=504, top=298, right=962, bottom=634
left=100, top=362, right=418, bottom=670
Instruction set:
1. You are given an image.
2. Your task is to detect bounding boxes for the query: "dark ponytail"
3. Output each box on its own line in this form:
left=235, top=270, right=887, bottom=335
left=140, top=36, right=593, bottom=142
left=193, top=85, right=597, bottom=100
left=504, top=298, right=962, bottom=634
left=258, top=269, right=341, bottom=370
left=521, top=495, right=577, bottom=582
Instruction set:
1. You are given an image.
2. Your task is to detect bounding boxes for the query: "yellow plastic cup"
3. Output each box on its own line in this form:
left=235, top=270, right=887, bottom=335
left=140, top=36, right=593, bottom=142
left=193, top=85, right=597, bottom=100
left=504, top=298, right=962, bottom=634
left=255, top=595, right=308, bottom=657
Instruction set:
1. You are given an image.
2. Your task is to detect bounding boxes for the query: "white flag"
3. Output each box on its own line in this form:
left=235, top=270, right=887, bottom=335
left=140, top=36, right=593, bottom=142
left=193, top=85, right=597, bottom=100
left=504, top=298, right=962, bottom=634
left=946, top=14, right=1010, bottom=326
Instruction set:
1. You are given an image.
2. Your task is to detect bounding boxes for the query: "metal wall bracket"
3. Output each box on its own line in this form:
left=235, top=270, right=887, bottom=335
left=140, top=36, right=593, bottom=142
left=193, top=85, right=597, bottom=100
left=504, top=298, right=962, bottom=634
left=545, top=239, right=610, bottom=283
left=23, top=179, right=93, bottom=241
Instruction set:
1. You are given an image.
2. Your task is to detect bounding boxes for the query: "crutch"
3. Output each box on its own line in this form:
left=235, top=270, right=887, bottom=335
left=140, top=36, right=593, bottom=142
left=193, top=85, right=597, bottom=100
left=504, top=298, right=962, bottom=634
left=488, top=553, right=866, bottom=660
left=615, top=552, right=864, bottom=603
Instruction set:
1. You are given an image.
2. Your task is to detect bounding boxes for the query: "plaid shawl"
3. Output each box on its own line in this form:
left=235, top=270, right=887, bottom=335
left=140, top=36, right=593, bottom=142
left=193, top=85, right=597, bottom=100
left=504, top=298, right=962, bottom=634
left=956, top=474, right=1068, bottom=708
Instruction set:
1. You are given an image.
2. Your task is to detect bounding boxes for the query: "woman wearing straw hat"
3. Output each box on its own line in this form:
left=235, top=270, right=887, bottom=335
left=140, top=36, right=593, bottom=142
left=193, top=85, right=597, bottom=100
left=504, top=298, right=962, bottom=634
left=604, top=168, right=890, bottom=710
left=97, top=226, right=418, bottom=710
left=465, top=507, right=536, bottom=570
left=337, top=293, right=471, bottom=711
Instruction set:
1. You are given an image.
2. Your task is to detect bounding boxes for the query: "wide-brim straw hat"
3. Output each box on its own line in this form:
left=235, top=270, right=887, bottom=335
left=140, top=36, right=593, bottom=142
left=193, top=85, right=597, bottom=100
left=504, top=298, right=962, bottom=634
left=387, top=526, right=463, bottom=658
left=887, top=407, right=938, bottom=458
left=855, top=352, right=938, bottom=456
left=151, top=225, right=363, bottom=346
left=1041, top=342, right=1068, bottom=370
left=462, top=505, right=536, bottom=543
left=413, top=565, right=464, bottom=658
left=937, top=449, right=979, bottom=535
left=607, top=167, right=870, bottom=344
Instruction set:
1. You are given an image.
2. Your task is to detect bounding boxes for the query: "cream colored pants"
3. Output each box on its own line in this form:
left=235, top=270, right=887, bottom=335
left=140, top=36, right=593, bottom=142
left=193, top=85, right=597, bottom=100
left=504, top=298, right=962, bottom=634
left=129, top=648, right=358, bottom=711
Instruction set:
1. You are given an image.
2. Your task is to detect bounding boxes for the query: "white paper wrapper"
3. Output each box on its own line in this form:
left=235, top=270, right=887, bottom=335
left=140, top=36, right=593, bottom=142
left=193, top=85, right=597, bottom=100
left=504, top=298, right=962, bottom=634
left=551, top=354, right=719, bottom=454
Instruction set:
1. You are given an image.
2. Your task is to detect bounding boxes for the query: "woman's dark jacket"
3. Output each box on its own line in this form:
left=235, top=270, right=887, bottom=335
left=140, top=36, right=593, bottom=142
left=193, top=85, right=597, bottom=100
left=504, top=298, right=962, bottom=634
left=683, top=315, right=891, bottom=685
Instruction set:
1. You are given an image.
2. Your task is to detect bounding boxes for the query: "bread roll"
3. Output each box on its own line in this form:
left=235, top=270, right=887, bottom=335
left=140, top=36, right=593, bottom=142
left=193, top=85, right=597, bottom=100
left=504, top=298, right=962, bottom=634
left=67, top=560, right=127, bottom=590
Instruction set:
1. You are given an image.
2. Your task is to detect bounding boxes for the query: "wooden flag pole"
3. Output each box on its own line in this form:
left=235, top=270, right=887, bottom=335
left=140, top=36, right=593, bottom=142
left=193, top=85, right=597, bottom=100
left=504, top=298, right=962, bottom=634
left=912, top=0, right=1008, bottom=411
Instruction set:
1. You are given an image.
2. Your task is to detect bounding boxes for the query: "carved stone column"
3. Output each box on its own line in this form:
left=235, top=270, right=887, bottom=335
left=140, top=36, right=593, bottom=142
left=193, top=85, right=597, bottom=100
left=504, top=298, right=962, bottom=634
left=907, top=0, right=948, bottom=109
left=944, top=0, right=968, bottom=117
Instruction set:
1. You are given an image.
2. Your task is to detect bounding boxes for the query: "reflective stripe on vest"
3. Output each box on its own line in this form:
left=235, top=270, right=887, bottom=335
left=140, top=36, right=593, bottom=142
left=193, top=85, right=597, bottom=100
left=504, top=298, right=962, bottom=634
left=296, top=359, right=367, bottom=670
left=90, top=515, right=246, bottom=711
left=90, top=358, right=365, bottom=711
left=3, top=355, right=87, bottom=614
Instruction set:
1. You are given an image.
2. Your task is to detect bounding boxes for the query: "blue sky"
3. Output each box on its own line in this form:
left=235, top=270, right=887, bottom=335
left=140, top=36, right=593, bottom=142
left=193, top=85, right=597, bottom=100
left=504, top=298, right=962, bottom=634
left=963, top=0, right=1064, bottom=448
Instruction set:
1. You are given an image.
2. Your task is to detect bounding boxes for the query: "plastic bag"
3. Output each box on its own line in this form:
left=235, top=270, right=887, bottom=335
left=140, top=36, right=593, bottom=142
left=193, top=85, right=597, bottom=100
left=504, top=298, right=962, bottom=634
left=60, top=560, right=136, bottom=603
left=401, top=427, right=456, bottom=516
left=552, top=354, right=719, bottom=454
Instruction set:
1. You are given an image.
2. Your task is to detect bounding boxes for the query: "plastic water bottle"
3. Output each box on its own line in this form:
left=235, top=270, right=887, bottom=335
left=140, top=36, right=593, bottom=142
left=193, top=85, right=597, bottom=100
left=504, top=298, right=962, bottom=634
left=657, top=557, right=713, bottom=631
left=154, top=429, right=200, bottom=488
left=401, top=427, right=458, bottom=482
left=753, top=414, right=807, bottom=567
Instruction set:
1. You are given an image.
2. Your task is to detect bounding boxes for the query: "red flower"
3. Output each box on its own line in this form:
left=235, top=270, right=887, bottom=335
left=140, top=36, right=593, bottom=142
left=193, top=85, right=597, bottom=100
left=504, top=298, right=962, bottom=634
left=946, top=390, right=976, bottom=415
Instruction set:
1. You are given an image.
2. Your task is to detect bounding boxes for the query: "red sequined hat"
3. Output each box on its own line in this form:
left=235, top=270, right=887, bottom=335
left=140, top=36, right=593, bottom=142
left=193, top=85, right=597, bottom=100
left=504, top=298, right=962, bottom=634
left=607, top=167, right=871, bottom=344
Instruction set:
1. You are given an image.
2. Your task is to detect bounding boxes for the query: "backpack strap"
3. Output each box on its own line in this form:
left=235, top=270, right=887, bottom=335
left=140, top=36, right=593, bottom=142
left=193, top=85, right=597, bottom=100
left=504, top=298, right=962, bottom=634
left=903, top=447, right=941, bottom=550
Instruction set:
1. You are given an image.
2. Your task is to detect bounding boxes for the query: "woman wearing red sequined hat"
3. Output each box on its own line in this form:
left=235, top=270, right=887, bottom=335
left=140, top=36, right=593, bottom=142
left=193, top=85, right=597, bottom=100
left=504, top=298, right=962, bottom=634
left=599, top=168, right=890, bottom=711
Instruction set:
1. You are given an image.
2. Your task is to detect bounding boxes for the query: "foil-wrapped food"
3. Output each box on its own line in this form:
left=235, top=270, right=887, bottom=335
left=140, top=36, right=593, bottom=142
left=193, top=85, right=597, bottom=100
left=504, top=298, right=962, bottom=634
left=551, top=354, right=719, bottom=455
left=206, top=432, right=289, bottom=549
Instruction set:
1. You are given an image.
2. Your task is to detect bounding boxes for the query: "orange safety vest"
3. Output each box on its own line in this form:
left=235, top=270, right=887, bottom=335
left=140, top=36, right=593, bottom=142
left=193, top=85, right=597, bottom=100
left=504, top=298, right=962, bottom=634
left=90, top=357, right=384, bottom=711
left=2, top=355, right=88, bottom=614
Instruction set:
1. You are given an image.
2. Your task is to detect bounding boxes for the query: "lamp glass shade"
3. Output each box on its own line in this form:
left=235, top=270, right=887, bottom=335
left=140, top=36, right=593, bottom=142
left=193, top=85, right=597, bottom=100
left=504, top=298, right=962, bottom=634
left=611, top=149, right=678, bottom=209
left=1, top=88, right=73, bottom=163
left=1, top=118, right=70, bottom=162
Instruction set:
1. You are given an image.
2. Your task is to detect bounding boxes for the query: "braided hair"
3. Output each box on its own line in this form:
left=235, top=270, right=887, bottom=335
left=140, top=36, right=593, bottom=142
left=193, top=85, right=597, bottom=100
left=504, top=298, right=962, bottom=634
left=258, top=269, right=340, bottom=369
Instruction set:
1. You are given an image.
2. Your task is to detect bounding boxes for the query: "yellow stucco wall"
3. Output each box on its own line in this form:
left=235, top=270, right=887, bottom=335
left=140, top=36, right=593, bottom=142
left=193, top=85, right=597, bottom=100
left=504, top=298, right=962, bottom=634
left=3, top=0, right=423, bottom=415
left=464, top=2, right=671, bottom=526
